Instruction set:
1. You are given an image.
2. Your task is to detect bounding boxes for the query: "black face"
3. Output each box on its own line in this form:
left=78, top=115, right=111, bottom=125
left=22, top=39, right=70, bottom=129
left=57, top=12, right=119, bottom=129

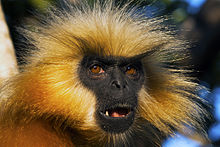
left=79, top=55, right=145, bottom=133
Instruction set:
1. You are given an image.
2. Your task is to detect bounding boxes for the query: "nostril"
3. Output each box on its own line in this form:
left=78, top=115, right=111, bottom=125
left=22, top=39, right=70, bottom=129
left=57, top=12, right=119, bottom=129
left=111, top=81, right=121, bottom=89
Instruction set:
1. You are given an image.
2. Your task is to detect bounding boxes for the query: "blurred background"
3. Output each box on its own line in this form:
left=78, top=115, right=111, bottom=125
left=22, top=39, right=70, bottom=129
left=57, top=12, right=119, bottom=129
left=0, top=0, right=220, bottom=146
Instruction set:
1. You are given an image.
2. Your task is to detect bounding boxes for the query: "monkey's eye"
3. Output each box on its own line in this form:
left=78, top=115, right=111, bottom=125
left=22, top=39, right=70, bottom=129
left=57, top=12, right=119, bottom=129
left=125, top=66, right=138, bottom=76
left=90, top=65, right=105, bottom=74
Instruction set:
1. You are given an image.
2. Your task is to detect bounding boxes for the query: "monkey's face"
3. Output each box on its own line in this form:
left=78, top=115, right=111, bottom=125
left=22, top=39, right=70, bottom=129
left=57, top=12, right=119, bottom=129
left=79, top=55, right=145, bottom=133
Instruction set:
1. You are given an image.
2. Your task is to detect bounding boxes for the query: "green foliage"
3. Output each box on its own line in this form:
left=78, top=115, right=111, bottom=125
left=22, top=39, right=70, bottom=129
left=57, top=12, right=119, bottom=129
left=29, top=0, right=55, bottom=12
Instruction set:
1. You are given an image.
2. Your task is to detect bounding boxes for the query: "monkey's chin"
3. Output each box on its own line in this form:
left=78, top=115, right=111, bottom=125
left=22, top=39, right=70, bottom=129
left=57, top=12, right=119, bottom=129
left=96, top=105, right=135, bottom=133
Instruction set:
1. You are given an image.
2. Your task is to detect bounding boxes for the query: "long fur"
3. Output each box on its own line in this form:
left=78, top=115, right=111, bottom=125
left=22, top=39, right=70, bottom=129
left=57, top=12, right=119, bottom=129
left=0, top=0, right=207, bottom=146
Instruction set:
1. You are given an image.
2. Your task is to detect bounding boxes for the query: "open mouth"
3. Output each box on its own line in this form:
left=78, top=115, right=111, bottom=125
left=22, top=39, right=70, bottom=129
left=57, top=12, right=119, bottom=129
left=104, top=107, right=132, bottom=118
left=97, top=104, right=136, bottom=133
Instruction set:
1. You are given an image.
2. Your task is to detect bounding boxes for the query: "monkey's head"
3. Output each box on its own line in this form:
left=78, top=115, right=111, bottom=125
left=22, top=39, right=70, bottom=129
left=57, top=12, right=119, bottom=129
left=79, top=54, right=145, bottom=133
left=14, top=1, right=207, bottom=146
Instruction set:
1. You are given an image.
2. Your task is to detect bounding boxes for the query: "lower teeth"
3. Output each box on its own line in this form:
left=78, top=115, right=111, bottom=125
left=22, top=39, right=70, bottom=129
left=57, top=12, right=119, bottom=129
left=105, top=111, right=109, bottom=116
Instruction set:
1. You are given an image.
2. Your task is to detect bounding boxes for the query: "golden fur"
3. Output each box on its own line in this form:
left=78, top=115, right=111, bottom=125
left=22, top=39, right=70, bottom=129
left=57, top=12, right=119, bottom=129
left=0, top=1, right=207, bottom=146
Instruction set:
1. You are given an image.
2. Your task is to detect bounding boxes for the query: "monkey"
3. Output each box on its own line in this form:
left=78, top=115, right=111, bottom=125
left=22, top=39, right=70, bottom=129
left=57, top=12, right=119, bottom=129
left=0, top=0, right=208, bottom=146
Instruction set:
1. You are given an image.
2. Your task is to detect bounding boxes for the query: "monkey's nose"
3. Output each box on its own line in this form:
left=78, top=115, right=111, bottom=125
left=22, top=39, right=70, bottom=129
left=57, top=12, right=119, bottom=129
left=111, top=81, right=121, bottom=89
left=111, top=80, right=126, bottom=89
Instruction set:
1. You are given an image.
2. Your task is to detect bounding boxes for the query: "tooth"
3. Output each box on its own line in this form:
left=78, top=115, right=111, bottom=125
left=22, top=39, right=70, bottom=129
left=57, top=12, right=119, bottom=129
left=105, top=111, right=109, bottom=116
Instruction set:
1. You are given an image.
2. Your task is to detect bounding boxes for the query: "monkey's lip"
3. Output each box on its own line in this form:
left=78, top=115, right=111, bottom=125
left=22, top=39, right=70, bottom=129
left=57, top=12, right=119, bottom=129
left=101, top=106, right=133, bottom=118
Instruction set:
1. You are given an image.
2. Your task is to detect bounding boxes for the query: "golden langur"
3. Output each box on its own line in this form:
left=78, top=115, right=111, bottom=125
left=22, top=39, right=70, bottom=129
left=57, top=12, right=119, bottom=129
left=0, top=0, right=207, bottom=146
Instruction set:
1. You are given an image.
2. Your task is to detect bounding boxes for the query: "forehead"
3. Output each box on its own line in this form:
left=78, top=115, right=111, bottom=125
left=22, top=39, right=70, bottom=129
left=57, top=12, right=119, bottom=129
left=81, top=55, right=143, bottom=66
